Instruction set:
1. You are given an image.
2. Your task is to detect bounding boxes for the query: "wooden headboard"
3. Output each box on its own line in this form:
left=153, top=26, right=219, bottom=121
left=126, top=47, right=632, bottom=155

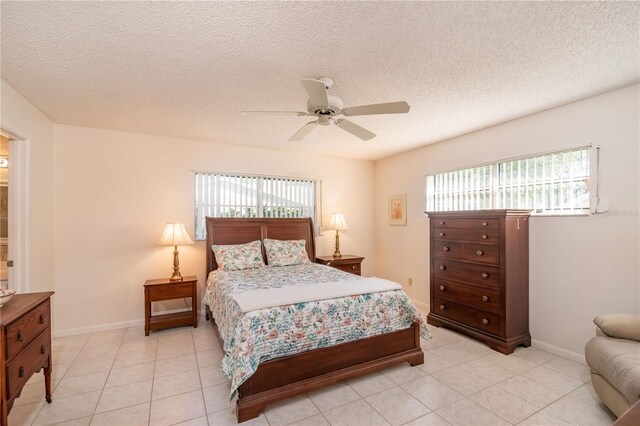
left=205, top=217, right=316, bottom=275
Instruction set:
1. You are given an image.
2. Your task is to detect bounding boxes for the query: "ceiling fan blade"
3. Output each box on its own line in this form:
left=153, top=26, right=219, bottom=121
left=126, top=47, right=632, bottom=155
left=335, top=119, right=376, bottom=141
left=240, top=111, right=309, bottom=116
left=341, top=101, right=410, bottom=116
left=300, top=79, right=329, bottom=108
left=288, top=121, right=318, bottom=142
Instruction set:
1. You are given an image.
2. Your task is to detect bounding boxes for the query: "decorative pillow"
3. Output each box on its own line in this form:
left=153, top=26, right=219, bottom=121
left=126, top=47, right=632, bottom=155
left=211, top=240, right=265, bottom=271
left=263, top=238, right=310, bottom=267
left=594, top=314, right=640, bottom=342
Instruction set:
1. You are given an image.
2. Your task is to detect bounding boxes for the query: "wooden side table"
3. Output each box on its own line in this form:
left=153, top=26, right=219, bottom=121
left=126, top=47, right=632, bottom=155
left=315, top=255, right=364, bottom=276
left=144, top=276, right=198, bottom=336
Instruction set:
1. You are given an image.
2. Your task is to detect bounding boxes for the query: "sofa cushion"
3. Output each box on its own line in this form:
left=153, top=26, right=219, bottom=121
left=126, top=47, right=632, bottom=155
left=594, top=315, right=640, bottom=342
left=585, top=336, right=640, bottom=405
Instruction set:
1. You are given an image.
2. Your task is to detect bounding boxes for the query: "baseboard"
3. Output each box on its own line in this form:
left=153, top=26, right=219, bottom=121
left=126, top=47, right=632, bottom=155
left=54, top=309, right=206, bottom=338
left=412, top=299, right=429, bottom=311
left=531, top=338, right=587, bottom=365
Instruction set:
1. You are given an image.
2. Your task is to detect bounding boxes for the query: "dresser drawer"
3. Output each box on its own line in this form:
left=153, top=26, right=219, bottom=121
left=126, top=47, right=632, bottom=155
left=462, top=244, right=500, bottom=265
left=5, top=300, right=51, bottom=360
left=433, top=227, right=500, bottom=243
left=433, top=280, right=500, bottom=313
left=433, top=218, right=499, bottom=231
left=6, top=327, right=51, bottom=399
left=433, top=241, right=462, bottom=260
left=433, top=297, right=501, bottom=336
left=433, top=259, right=500, bottom=288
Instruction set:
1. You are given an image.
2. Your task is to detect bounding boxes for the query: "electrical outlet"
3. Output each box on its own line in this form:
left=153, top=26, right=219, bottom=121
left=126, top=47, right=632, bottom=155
left=408, top=278, right=413, bottom=286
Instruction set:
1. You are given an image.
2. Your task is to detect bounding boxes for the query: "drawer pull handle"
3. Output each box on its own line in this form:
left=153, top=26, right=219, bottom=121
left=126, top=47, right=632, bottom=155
left=439, top=232, right=445, bottom=237
left=439, top=304, right=446, bottom=311
left=442, top=246, right=450, bottom=252
left=439, top=221, right=445, bottom=225
left=439, top=285, right=446, bottom=291
left=482, top=234, right=488, bottom=239
left=482, top=318, right=489, bottom=325
left=41, top=345, right=46, bottom=355
left=39, top=314, right=45, bottom=324
left=351, top=265, right=357, bottom=270
left=17, top=330, right=24, bottom=342
left=440, top=265, right=446, bottom=271
left=18, top=367, right=25, bottom=378
left=476, top=250, right=484, bottom=256
left=482, top=221, right=488, bottom=226
left=481, top=272, right=489, bottom=279
left=482, top=295, right=489, bottom=302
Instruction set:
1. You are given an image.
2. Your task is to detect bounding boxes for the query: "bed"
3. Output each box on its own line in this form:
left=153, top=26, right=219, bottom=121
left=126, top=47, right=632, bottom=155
left=204, top=217, right=425, bottom=423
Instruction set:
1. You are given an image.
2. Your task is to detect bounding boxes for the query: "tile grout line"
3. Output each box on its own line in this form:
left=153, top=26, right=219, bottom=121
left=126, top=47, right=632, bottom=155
left=88, top=330, right=127, bottom=423
left=148, top=329, right=160, bottom=426
left=29, top=332, right=95, bottom=425
left=191, top=328, right=212, bottom=425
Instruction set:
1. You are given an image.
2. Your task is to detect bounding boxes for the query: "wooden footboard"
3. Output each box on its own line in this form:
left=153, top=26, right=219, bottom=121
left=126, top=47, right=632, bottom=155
left=205, top=306, right=424, bottom=423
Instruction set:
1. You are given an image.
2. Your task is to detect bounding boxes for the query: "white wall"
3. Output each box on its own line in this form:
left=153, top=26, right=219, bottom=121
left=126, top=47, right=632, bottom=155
left=375, top=84, right=640, bottom=360
left=52, top=125, right=375, bottom=334
left=0, top=80, right=56, bottom=294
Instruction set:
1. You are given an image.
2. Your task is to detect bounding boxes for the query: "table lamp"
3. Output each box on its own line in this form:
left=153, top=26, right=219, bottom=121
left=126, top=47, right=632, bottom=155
left=158, top=222, right=194, bottom=281
left=329, top=213, right=348, bottom=258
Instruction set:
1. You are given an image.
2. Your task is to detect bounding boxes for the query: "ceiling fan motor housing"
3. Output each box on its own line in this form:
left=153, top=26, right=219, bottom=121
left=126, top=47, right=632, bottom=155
left=307, top=94, right=344, bottom=116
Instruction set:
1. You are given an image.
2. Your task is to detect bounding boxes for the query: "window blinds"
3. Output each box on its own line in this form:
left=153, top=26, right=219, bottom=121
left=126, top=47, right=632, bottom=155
left=426, top=146, right=590, bottom=215
left=194, top=173, right=316, bottom=239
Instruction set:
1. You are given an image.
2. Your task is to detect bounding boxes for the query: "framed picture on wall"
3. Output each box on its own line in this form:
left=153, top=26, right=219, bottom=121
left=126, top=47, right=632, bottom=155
left=389, top=194, right=407, bottom=226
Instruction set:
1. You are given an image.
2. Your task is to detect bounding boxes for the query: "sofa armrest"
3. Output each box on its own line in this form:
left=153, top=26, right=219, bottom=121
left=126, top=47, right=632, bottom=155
left=594, top=315, right=640, bottom=341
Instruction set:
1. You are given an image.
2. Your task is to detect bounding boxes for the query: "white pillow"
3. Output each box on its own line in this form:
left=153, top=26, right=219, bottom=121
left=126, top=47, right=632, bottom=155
left=211, top=240, right=265, bottom=271
left=263, top=238, right=310, bottom=267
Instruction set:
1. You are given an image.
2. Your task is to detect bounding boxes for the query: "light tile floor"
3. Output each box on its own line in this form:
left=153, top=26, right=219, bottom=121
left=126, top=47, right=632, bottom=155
left=9, top=318, right=617, bottom=426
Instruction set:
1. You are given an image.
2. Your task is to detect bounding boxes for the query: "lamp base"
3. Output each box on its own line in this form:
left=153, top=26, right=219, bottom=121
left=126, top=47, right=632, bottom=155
left=170, top=246, right=183, bottom=281
left=169, top=272, right=183, bottom=282
left=333, top=230, right=342, bottom=258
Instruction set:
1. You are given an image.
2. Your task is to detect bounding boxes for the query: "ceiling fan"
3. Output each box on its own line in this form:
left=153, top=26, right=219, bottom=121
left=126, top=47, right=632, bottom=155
left=241, top=77, right=410, bottom=141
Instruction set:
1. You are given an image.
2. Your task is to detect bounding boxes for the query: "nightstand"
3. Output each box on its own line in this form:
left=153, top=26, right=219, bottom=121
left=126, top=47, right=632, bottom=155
left=315, top=255, right=364, bottom=276
left=144, top=276, right=198, bottom=336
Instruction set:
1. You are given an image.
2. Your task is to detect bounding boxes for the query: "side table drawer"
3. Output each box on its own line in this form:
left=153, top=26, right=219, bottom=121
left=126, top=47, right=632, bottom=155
left=5, top=300, right=51, bottom=360
left=147, top=281, right=193, bottom=301
left=334, top=263, right=361, bottom=276
left=6, top=327, right=51, bottom=399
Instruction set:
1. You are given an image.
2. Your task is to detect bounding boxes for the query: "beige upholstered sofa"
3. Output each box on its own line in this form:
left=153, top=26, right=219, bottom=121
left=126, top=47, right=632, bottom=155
left=585, top=314, right=640, bottom=417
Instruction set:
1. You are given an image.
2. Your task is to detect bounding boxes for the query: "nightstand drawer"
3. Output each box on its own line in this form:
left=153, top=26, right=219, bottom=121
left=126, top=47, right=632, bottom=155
left=147, top=281, right=193, bottom=301
left=5, top=299, right=51, bottom=360
left=334, top=263, right=361, bottom=275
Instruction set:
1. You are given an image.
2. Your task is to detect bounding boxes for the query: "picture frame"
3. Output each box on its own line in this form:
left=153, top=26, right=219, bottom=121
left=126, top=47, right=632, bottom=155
left=389, top=194, right=407, bottom=226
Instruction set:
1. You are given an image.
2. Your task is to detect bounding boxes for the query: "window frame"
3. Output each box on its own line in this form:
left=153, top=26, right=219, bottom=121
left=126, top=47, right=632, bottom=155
left=194, top=171, right=321, bottom=240
left=426, top=145, right=593, bottom=217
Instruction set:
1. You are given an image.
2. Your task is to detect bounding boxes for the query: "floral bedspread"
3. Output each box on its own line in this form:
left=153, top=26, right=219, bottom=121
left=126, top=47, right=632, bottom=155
left=204, top=263, right=427, bottom=396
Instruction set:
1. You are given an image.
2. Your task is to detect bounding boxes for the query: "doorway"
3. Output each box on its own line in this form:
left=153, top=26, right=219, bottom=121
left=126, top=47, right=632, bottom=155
left=0, top=134, right=7, bottom=289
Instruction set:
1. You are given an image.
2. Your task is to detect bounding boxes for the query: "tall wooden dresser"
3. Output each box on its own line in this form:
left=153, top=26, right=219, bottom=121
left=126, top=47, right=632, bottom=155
left=1, top=292, right=54, bottom=424
left=425, top=210, right=530, bottom=354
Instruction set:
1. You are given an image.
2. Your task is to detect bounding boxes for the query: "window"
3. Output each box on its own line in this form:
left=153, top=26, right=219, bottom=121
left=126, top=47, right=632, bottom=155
left=426, top=146, right=590, bottom=215
left=194, top=173, right=318, bottom=240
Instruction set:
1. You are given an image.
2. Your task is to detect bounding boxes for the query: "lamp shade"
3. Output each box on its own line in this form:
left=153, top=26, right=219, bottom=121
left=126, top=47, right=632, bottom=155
left=158, top=222, right=194, bottom=246
left=328, top=213, right=349, bottom=231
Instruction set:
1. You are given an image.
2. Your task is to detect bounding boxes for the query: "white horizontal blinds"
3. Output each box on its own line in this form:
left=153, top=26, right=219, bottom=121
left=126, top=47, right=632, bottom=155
left=194, top=172, right=316, bottom=239
left=496, top=147, right=589, bottom=214
left=428, top=165, right=493, bottom=211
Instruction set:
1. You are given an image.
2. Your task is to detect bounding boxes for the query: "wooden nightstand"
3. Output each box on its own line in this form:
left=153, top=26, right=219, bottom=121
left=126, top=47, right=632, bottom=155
left=315, top=255, right=364, bottom=276
left=144, top=276, right=198, bottom=336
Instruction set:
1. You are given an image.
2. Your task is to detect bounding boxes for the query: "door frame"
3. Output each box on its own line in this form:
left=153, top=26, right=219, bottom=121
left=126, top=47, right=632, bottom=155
left=1, top=124, right=30, bottom=293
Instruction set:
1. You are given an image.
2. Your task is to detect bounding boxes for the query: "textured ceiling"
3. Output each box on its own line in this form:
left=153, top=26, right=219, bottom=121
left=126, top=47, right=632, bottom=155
left=1, top=1, right=638, bottom=160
